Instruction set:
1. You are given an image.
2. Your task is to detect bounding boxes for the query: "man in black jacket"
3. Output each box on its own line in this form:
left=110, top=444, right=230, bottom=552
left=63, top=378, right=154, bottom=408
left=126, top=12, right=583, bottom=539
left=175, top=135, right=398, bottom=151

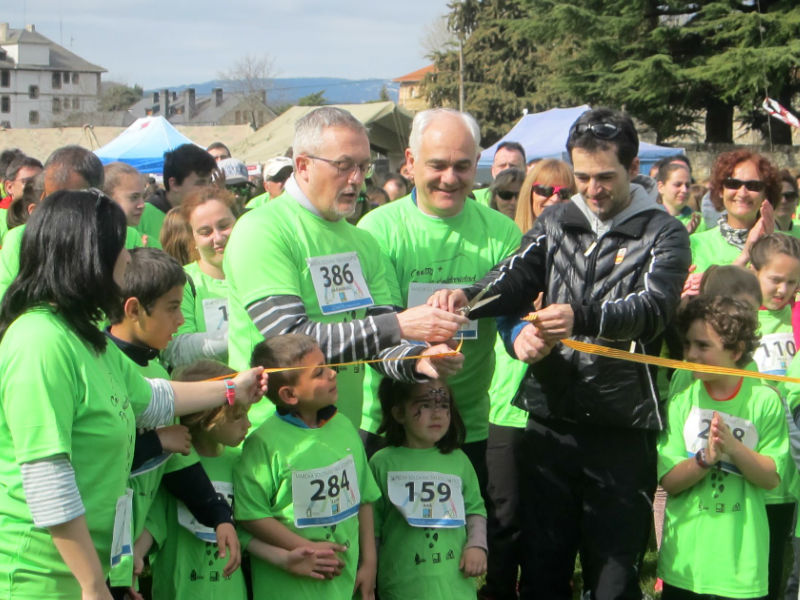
left=431, top=108, right=691, bottom=600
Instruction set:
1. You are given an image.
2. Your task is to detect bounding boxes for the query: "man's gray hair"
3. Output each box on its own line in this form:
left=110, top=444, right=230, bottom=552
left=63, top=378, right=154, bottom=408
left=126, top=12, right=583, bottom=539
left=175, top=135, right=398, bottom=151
left=294, top=107, right=368, bottom=157
left=44, top=145, right=104, bottom=188
left=408, top=108, right=481, bottom=157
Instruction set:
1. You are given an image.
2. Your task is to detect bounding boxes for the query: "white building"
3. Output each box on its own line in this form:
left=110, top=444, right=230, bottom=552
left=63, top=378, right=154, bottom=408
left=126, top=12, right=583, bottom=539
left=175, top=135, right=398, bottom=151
left=0, top=23, right=105, bottom=129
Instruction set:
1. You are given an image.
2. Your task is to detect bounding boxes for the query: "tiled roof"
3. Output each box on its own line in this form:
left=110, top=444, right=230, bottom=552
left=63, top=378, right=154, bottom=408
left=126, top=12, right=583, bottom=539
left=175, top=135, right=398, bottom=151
left=0, top=26, right=105, bottom=72
left=392, top=64, right=436, bottom=83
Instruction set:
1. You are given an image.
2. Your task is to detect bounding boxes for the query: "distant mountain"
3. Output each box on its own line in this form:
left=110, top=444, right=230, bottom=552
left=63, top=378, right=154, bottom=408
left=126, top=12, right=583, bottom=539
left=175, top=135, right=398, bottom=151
left=144, top=77, right=399, bottom=106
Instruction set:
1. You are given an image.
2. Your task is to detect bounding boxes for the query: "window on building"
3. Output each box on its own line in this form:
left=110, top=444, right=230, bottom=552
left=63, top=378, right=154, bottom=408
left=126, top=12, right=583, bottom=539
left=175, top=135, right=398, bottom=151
left=1, top=96, right=9, bottom=113
left=52, top=72, right=61, bottom=89
left=72, top=97, right=80, bottom=110
left=72, top=73, right=79, bottom=84
left=29, top=111, right=39, bottom=124
left=0, top=70, right=9, bottom=87
left=28, top=85, right=39, bottom=99
left=52, top=98, right=61, bottom=113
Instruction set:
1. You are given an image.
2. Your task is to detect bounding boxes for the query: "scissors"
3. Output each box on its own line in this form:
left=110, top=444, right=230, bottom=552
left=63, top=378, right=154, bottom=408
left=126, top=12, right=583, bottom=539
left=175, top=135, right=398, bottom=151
left=457, top=284, right=499, bottom=318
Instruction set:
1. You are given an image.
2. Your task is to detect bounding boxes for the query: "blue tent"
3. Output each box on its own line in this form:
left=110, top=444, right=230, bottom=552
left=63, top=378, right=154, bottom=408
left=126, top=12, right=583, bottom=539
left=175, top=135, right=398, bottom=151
left=477, top=105, right=684, bottom=179
left=94, top=116, right=199, bottom=174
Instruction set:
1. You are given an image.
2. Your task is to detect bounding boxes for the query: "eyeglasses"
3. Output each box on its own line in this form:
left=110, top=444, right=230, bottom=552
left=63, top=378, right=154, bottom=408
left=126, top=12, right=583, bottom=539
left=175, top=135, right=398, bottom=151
left=307, top=155, right=374, bottom=179
left=782, top=191, right=799, bottom=202
left=532, top=183, right=572, bottom=200
left=495, top=190, right=519, bottom=201
left=722, top=178, right=765, bottom=192
left=571, top=121, right=621, bottom=140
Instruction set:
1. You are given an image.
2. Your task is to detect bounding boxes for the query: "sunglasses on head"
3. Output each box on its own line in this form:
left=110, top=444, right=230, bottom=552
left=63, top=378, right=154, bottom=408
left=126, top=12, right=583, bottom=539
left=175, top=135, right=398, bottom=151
left=572, top=121, right=621, bottom=140
left=532, top=184, right=572, bottom=200
left=722, top=177, right=765, bottom=192
left=495, top=190, right=518, bottom=201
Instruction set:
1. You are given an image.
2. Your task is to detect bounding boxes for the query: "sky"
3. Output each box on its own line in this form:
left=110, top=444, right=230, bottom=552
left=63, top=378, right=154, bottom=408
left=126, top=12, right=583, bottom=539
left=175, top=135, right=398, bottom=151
left=5, top=0, right=451, bottom=88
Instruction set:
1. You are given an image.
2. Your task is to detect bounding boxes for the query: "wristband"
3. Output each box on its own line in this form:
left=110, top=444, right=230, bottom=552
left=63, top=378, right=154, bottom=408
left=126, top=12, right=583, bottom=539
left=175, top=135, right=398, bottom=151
left=695, top=448, right=711, bottom=469
left=224, top=379, right=236, bottom=407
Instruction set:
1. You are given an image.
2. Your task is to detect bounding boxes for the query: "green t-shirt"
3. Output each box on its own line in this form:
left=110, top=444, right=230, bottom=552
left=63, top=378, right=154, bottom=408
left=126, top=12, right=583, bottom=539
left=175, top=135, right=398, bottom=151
left=657, top=377, right=789, bottom=597
left=245, top=191, right=270, bottom=210
left=136, top=203, right=165, bottom=249
left=689, top=227, right=741, bottom=272
left=0, top=223, right=24, bottom=301
left=233, top=409, right=380, bottom=600
left=752, top=307, right=796, bottom=504
left=776, top=222, right=800, bottom=240
left=0, top=308, right=152, bottom=599
left=147, top=446, right=249, bottom=600
left=471, top=187, right=492, bottom=207
left=674, top=207, right=708, bottom=235
left=488, top=334, right=529, bottom=428
left=125, top=226, right=145, bottom=250
left=369, top=445, right=485, bottom=600
left=0, top=208, right=8, bottom=245
left=357, top=196, right=521, bottom=443
left=224, top=192, right=398, bottom=429
left=179, top=261, right=229, bottom=336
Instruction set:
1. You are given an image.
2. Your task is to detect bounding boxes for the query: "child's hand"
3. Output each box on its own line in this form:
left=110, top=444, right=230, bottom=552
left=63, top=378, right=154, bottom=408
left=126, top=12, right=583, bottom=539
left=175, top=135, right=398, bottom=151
left=459, top=546, right=487, bottom=577
left=353, top=561, right=376, bottom=600
left=283, top=546, right=343, bottom=580
left=306, top=541, right=347, bottom=577
left=156, top=424, right=192, bottom=455
left=215, top=522, right=241, bottom=577
left=231, top=367, right=268, bottom=407
left=710, top=411, right=739, bottom=458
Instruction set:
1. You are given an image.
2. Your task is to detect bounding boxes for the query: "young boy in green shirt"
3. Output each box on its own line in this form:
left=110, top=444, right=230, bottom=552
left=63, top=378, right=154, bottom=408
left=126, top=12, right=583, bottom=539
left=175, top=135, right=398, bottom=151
left=234, top=333, right=381, bottom=600
left=106, top=248, right=240, bottom=596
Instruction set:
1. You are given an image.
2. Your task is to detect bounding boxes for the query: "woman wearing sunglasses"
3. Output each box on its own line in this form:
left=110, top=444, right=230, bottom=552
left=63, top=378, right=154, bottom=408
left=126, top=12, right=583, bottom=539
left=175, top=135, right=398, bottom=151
left=774, top=170, right=800, bottom=239
left=516, top=159, right=577, bottom=233
left=688, top=150, right=781, bottom=276
left=489, top=168, right=525, bottom=219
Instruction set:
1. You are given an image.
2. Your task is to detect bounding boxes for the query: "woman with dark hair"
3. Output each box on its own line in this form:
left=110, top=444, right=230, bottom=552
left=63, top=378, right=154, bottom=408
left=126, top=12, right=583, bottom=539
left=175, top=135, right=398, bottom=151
left=774, top=169, right=800, bottom=239
left=690, top=150, right=780, bottom=272
left=0, top=190, right=266, bottom=600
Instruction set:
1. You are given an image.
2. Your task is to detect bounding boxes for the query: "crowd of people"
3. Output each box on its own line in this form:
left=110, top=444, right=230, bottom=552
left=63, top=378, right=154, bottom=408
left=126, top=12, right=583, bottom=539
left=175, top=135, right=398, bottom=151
left=0, top=103, right=800, bottom=600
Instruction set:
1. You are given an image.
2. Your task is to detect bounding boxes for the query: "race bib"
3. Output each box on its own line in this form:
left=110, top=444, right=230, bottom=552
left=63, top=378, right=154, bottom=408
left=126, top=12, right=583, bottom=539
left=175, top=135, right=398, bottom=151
left=110, top=488, right=134, bottom=567
left=177, top=481, right=233, bottom=542
left=202, top=297, right=229, bottom=332
left=292, top=455, right=360, bottom=528
left=387, top=471, right=465, bottom=528
left=407, top=282, right=478, bottom=340
left=683, top=407, right=759, bottom=475
left=753, top=332, right=796, bottom=375
left=307, top=253, right=374, bottom=315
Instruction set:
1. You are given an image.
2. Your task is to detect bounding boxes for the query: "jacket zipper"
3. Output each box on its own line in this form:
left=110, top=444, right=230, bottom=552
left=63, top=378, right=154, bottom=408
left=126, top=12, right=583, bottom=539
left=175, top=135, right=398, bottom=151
left=583, top=235, right=600, bottom=303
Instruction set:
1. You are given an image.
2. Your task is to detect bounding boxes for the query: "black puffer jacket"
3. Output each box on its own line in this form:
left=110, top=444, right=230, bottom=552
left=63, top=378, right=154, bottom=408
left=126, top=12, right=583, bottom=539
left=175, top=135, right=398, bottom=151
left=469, top=194, right=691, bottom=431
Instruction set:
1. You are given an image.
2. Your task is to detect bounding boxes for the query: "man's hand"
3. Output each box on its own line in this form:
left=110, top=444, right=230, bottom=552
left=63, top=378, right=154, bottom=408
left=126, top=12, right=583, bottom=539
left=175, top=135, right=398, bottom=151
left=427, top=288, right=469, bottom=313
left=215, top=522, right=241, bottom=577
left=529, top=304, right=574, bottom=341
left=512, top=324, right=555, bottom=364
left=155, top=425, right=192, bottom=455
left=415, top=342, right=465, bottom=379
left=396, top=305, right=468, bottom=343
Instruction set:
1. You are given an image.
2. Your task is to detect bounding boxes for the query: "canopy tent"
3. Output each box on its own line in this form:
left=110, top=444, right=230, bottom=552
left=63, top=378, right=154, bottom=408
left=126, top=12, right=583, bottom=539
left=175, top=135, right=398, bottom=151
left=94, top=116, right=200, bottom=173
left=231, top=101, right=413, bottom=167
left=477, top=105, right=684, bottom=179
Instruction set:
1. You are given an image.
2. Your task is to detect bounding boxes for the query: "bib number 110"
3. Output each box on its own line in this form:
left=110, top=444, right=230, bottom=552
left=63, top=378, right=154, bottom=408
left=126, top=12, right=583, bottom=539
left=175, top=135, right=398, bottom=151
left=405, top=480, right=451, bottom=502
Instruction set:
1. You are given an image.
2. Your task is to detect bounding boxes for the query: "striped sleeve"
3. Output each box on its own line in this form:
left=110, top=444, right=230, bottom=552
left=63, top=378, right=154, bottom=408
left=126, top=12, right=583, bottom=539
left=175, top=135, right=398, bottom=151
left=21, top=455, right=85, bottom=527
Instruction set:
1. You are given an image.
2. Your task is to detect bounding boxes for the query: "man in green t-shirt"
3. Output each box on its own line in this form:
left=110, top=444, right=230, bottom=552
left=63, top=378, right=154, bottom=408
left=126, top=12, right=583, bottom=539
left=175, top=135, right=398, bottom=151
left=473, top=141, right=526, bottom=206
left=224, top=107, right=468, bottom=429
left=358, top=109, right=521, bottom=491
left=246, top=156, right=293, bottom=210
left=136, top=144, right=216, bottom=247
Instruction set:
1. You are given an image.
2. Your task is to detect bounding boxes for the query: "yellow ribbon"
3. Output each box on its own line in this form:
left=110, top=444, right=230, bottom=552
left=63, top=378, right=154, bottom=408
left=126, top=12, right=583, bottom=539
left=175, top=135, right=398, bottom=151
left=561, top=338, right=800, bottom=385
left=209, top=339, right=465, bottom=381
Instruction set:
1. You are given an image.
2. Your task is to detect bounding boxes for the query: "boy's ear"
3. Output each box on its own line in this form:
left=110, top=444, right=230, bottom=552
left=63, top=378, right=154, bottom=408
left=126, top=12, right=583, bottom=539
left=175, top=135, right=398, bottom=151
left=278, top=385, right=299, bottom=406
left=732, top=341, right=745, bottom=365
left=123, top=296, right=143, bottom=321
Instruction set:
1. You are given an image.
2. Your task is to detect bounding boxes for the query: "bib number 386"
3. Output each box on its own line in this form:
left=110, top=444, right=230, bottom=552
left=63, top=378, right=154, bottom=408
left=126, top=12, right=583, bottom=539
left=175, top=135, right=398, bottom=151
left=307, top=252, right=374, bottom=315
